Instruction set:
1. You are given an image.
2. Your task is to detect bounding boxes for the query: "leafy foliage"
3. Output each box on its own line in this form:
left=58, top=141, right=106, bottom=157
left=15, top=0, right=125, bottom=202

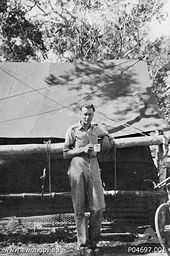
left=0, top=0, right=167, bottom=64
left=0, top=0, right=7, bottom=13
left=0, top=1, right=46, bottom=61
left=153, top=61, right=170, bottom=123
left=34, top=0, right=167, bottom=69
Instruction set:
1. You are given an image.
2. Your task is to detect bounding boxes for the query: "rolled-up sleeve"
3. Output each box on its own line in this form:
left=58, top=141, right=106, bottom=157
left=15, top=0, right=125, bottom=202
left=63, top=127, right=75, bottom=152
left=95, top=125, right=109, bottom=137
left=95, top=125, right=115, bottom=152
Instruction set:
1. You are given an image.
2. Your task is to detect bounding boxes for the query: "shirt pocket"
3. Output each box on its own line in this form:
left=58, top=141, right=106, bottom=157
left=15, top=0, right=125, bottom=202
left=75, top=130, right=89, bottom=147
left=89, top=132, right=98, bottom=144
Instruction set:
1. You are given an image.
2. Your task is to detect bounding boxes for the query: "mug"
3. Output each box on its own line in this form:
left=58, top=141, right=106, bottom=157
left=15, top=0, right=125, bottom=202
left=93, top=144, right=101, bottom=152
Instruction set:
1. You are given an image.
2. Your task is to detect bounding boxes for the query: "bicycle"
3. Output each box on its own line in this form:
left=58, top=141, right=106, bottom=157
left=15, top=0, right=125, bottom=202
left=154, top=176, right=170, bottom=256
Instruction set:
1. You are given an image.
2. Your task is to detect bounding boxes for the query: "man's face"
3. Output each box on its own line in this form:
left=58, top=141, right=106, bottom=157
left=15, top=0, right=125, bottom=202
left=80, top=107, right=94, bottom=126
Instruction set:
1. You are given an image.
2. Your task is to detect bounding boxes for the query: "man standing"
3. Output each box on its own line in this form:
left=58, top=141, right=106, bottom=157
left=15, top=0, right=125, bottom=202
left=63, top=104, right=113, bottom=254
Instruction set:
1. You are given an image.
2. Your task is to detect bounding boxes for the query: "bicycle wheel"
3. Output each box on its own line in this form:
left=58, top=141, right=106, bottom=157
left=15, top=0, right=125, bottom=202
left=155, top=202, right=170, bottom=256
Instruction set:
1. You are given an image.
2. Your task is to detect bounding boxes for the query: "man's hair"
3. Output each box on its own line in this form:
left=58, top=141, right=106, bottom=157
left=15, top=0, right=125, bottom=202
left=80, top=104, right=95, bottom=112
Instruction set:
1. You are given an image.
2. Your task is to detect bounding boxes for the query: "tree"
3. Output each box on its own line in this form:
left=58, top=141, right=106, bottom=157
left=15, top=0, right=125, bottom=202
left=13, top=0, right=165, bottom=64
left=1, top=0, right=167, bottom=64
left=0, top=0, right=47, bottom=61
left=153, top=54, right=170, bottom=123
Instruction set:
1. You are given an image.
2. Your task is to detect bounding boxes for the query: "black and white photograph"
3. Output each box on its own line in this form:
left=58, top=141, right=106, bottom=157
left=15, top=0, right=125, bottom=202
left=0, top=1, right=170, bottom=255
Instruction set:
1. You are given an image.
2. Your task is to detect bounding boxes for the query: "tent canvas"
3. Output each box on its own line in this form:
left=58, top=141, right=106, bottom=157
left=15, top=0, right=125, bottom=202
left=0, top=60, right=168, bottom=139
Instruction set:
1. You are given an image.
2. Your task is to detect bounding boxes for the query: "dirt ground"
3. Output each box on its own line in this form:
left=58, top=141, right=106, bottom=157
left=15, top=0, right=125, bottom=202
left=0, top=217, right=169, bottom=256
left=0, top=241, right=169, bottom=256
left=0, top=237, right=169, bottom=256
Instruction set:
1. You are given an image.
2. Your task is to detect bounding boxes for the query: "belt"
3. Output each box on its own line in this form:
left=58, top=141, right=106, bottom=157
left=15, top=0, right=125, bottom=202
left=87, top=155, right=97, bottom=159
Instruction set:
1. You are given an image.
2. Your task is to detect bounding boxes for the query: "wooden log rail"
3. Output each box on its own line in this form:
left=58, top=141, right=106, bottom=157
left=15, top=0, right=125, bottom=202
left=0, top=131, right=170, bottom=157
left=0, top=190, right=167, bottom=200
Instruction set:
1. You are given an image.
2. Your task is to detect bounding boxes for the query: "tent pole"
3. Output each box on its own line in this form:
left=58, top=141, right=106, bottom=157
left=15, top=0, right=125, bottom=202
left=114, top=146, right=117, bottom=190
left=45, top=140, right=52, bottom=193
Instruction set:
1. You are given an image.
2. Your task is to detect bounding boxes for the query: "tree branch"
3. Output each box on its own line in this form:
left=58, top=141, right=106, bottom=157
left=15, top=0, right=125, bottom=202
left=123, top=41, right=142, bottom=58
left=47, top=0, right=55, bottom=11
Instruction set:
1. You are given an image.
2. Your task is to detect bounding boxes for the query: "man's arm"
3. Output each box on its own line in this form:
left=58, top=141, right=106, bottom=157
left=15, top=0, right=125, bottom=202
left=63, top=147, right=85, bottom=159
left=95, top=124, right=114, bottom=152
left=101, top=135, right=114, bottom=152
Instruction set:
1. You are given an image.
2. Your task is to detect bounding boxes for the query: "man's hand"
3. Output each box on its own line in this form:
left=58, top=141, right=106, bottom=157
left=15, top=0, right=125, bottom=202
left=83, top=144, right=94, bottom=154
left=101, top=136, right=113, bottom=152
left=63, top=144, right=96, bottom=159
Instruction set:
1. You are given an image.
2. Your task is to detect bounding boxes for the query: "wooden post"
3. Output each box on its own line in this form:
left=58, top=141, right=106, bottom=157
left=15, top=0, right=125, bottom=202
left=44, top=140, right=52, bottom=193
left=156, top=130, right=169, bottom=236
left=156, top=130, right=169, bottom=183
left=113, top=146, right=117, bottom=190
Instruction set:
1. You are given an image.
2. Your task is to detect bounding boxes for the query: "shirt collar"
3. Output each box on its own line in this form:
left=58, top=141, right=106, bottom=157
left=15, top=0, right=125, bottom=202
left=78, top=121, right=92, bottom=130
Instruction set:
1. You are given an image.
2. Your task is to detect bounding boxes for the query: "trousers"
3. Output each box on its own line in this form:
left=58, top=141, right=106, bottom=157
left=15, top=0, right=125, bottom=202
left=68, top=156, right=105, bottom=247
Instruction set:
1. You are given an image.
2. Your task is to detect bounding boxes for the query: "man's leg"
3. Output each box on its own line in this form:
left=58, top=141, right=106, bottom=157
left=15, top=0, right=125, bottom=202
left=68, top=168, right=88, bottom=247
left=88, top=209, right=103, bottom=249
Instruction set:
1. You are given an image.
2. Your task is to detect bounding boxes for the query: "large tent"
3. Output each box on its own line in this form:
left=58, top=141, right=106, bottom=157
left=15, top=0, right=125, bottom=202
left=0, top=59, right=168, bottom=139
left=0, top=60, right=168, bottom=218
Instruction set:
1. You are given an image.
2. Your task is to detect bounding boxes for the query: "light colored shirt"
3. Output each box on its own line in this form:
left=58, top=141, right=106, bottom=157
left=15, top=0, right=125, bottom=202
left=63, top=122, right=109, bottom=153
